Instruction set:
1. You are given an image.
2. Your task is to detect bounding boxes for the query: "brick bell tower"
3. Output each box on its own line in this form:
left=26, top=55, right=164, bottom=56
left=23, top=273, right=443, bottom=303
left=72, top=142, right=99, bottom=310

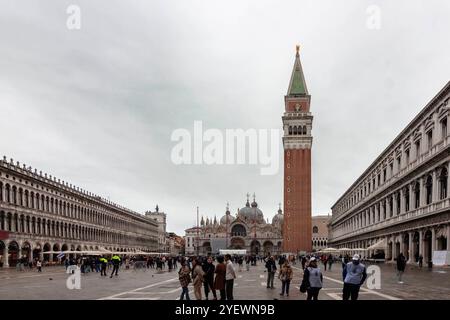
left=282, top=45, right=312, bottom=253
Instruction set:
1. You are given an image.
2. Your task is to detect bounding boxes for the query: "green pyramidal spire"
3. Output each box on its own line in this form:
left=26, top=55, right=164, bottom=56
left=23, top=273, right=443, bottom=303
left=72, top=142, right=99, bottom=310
left=287, top=45, right=308, bottom=96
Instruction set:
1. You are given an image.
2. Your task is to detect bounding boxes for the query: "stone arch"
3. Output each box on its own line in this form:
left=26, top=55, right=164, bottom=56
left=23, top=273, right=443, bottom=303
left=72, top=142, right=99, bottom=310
left=262, top=240, right=274, bottom=255
left=230, top=237, right=245, bottom=249
left=8, top=240, right=20, bottom=266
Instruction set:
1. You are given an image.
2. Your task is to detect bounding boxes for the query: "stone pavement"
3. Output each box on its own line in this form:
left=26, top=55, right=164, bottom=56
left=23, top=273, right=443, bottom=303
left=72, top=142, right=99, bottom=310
left=0, top=261, right=449, bottom=300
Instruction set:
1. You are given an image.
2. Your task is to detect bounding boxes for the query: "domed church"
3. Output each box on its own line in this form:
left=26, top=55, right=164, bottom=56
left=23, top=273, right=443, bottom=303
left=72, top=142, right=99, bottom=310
left=184, top=194, right=284, bottom=256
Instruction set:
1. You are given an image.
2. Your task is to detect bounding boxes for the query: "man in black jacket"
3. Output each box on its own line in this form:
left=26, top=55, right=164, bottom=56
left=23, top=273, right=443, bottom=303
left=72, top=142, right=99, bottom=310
left=202, top=257, right=217, bottom=300
left=265, top=256, right=277, bottom=289
left=396, top=253, right=407, bottom=283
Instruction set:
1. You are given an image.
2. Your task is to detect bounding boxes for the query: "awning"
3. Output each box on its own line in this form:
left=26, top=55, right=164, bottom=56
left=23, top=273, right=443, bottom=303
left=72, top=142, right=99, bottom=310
left=319, top=247, right=339, bottom=253
left=367, top=239, right=387, bottom=251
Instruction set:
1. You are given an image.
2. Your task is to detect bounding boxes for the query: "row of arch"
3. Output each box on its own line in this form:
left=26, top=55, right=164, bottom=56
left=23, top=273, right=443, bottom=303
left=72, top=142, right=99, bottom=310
left=288, top=125, right=307, bottom=135
left=313, top=240, right=327, bottom=247
left=0, top=211, right=155, bottom=247
left=0, top=240, right=150, bottom=267
left=337, top=167, right=449, bottom=234
left=0, top=181, right=150, bottom=234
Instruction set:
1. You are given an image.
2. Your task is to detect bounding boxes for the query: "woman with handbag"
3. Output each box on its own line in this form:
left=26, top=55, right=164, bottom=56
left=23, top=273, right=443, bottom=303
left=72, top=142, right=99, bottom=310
left=278, top=260, right=293, bottom=297
left=301, top=257, right=323, bottom=300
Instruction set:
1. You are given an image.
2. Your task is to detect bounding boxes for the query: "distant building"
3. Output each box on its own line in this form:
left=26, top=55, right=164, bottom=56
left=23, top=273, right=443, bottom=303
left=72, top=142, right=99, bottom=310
left=145, top=205, right=167, bottom=252
left=312, top=215, right=331, bottom=251
left=166, top=232, right=184, bottom=256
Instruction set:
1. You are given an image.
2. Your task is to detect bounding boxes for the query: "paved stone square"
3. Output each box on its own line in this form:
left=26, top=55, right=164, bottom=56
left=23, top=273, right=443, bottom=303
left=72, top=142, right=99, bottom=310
left=0, top=261, right=449, bottom=300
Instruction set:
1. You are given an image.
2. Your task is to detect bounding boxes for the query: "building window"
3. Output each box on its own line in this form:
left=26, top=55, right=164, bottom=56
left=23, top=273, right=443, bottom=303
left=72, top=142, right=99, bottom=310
left=288, top=126, right=292, bottom=135
left=390, top=163, right=394, bottom=178
left=377, top=174, right=381, bottom=187
left=383, top=168, right=386, bottom=183
left=405, top=189, right=410, bottom=212
left=313, top=226, right=318, bottom=233
left=441, top=118, right=447, bottom=140
left=439, top=167, right=448, bottom=200
left=427, top=130, right=433, bottom=150
left=397, top=157, right=401, bottom=172
left=414, top=182, right=420, bottom=208
left=396, top=192, right=401, bottom=215
left=416, top=140, right=421, bottom=159
left=426, top=175, right=433, bottom=205
left=405, top=149, right=410, bottom=166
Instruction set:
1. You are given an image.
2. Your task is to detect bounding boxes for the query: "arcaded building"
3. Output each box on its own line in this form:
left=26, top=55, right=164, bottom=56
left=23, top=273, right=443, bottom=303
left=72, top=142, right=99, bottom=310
left=184, top=195, right=283, bottom=256
left=312, top=215, right=330, bottom=251
left=329, top=82, right=450, bottom=264
left=0, top=157, right=159, bottom=267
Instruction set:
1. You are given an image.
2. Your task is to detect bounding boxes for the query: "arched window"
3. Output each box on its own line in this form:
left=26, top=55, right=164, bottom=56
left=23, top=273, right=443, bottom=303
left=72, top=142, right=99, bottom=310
left=439, top=167, right=448, bottom=200
left=414, top=182, right=420, bottom=209
left=231, top=224, right=246, bottom=237
left=405, top=188, right=410, bottom=212
left=303, top=126, right=307, bottom=135
left=288, top=126, right=292, bottom=135
left=5, top=184, right=10, bottom=203
left=293, top=126, right=298, bottom=135
left=426, top=175, right=433, bottom=205
left=312, top=226, right=318, bottom=233
left=396, top=192, right=401, bottom=215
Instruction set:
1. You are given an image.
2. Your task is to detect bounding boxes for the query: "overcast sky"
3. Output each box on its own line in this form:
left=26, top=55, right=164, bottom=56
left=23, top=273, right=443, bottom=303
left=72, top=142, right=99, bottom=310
left=1, top=0, right=449, bottom=235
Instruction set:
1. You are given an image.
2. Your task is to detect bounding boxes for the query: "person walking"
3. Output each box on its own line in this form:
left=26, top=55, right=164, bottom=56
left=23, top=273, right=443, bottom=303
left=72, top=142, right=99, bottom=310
left=179, top=261, right=191, bottom=300
left=302, top=257, right=323, bottom=300
left=245, top=256, right=250, bottom=271
left=214, top=256, right=226, bottom=300
left=396, top=252, right=407, bottom=283
left=202, top=257, right=217, bottom=300
left=328, top=254, right=333, bottom=271
left=342, top=254, right=367, bottom=300
left=225, top=254, right=236, bottom=300
left=301, top=256, right=307, bottom=270
left=36, top=260, right=42, bottom=273
left=238, top=256, right=243, bottom=272
left=265, top=256, right=277, bottom=289
left=110, top=255, right=121, bottom=278
left=100, top=257, right=108, bottom=277
left=191, top=258, right=205, bottom=300
left=278, top=260, right=293, bottom=297
left=418, top=254, right=423, bottom=268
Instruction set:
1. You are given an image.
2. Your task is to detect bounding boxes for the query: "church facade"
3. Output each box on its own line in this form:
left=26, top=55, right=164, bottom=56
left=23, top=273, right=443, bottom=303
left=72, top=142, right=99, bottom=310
left=184, top=195, right=283, bottom=256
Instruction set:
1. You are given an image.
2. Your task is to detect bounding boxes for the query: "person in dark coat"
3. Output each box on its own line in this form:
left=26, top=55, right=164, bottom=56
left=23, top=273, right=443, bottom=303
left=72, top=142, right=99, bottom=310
left=396, top=253, right=407, bottom=283
left=202, top=257, right=217, bottom=300
left=214, top=256, right=226, bottom=300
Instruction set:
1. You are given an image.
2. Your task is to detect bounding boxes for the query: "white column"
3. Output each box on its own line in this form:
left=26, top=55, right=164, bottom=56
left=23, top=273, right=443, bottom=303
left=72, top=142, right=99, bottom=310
left=408, top=232, right=414, bottom=263
left=420, top=177, right=426, bottom=207
left=400, top=189, right=405, bottom=214
left=432, top=170, right=438, bottom=202
left=447, top=224, right=450, bottom=250
left=431, top=228, right=436, bottom=259
left=419, top=230, right=424, bottom=257
left=3, top=245, right=9, bottom=267
left=393, top=194, right=398, bottom=216
left=409, top=184, right=414, bottom=211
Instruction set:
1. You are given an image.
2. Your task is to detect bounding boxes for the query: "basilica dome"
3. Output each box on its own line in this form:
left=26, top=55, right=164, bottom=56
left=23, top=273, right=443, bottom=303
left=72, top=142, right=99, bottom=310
left=272, top=206, right=284, bottom=227
left=238, top=197, right=265, bottom=224
left=220, top=208, right=235, bottom=225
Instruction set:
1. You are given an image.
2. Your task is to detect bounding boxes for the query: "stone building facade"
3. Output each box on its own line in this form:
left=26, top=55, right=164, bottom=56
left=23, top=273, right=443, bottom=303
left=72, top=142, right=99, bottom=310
left=329, top=82, right=450, bottom=264
left=0, top=157, right=158, bottom=267
left=145, top=206, right=168, bottom=252
left=312, top=215, right=330, bottom=251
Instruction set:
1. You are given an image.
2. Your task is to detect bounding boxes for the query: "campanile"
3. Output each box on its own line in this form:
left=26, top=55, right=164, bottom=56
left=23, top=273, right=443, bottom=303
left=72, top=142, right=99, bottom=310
left=282, top=45, right=312, bottom=253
